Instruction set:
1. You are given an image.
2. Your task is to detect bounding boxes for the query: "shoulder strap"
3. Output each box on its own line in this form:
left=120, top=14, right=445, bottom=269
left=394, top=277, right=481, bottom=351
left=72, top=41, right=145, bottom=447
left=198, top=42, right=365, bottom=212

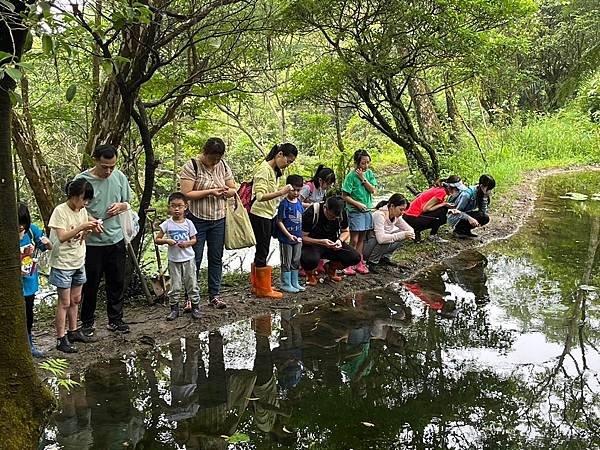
left=191, top=158, right=198, bottom=177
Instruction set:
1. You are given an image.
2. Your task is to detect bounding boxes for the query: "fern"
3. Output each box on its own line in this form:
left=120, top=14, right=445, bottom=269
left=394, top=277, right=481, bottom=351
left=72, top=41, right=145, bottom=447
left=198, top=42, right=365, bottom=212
left=39, top=358, right=80, bottom=392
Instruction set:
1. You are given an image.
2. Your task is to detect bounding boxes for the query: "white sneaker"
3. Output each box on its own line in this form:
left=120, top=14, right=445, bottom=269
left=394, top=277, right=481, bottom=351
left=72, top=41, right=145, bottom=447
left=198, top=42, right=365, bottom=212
left=427, top=234, right=449, bottom=243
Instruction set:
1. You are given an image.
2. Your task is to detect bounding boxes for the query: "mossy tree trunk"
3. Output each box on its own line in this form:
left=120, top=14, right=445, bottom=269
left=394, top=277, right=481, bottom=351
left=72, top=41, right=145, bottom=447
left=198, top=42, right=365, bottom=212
left=0, top=3, right=55, bottom=448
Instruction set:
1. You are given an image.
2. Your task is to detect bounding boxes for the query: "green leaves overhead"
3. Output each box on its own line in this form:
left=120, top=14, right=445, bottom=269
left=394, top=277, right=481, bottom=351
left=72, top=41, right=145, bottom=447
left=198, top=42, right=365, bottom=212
left=41, top=35, right=53, bottom=55
left=65, top=84, right=77, bottom=102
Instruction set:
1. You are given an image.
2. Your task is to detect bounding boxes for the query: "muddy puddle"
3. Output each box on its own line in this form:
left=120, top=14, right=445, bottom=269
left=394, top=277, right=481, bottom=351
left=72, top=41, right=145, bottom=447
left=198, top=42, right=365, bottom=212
left=39, top=172, right=600, bottom=449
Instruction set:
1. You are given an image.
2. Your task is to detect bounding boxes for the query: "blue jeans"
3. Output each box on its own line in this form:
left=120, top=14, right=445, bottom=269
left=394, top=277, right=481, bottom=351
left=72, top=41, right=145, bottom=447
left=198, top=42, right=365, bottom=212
left=189, top=215, right=225, bottom=298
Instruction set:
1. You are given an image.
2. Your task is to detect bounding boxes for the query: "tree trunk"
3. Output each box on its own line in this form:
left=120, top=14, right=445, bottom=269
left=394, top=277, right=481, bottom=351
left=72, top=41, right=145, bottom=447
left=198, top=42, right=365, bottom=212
left=12, top=76, right=56, bottom=230
left=333, top=99, right=345, bottom=154
left=444, top=78, right=461, bottom=143
left=0, top=8, right=55, bottom=448
left=84, top=77, right=133, bottom=157
left=130, top=100, right=158, bottom=255
left=407, top=76, right=442, bottom=143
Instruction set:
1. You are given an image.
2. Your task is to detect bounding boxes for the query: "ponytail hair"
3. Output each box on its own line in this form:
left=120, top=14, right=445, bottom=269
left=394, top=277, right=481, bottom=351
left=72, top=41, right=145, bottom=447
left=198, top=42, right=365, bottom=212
left=265, top=143, right=298, bottom=178
left=353, top=149, right=371, bottom=166
left=312, top=164, right=336, bottom=189
left=477, top=174, right=496, bottom=210
left=375, top=193, right=408, bottom=210
left=65, top=178, right=94, bottom=201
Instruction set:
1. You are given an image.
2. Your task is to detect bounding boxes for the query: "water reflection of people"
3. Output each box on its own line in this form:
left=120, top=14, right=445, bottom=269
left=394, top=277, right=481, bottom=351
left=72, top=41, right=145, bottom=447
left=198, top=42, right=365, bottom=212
left=251, top=314, right=294, bottom=445
left=273, top=309, right=304, bottom=391
left=45, top=381, right=93, bottom=450
left=445, top=250, right=490, bottom=305
left=404, top=250, right=490, bottom=316
left=172, top=331, right=256, bottom=449
left=85, top=362, right=144, bottom=448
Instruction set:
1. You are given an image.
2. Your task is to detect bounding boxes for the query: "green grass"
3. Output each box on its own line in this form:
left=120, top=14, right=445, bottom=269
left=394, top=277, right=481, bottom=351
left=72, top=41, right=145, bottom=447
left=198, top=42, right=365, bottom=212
left=443, top=109, right=600, bottom=197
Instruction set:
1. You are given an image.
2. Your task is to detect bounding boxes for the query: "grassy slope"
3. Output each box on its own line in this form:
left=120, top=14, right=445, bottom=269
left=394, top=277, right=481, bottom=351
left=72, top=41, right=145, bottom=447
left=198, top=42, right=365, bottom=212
left=444, top=109, right=600, bottom=197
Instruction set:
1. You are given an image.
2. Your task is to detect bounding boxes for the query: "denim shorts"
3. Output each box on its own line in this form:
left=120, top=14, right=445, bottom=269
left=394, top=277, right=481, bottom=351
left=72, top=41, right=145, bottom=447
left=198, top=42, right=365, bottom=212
left=49, top=266, right=86, bottom=289
left=348, top=211, right=373, bottom=232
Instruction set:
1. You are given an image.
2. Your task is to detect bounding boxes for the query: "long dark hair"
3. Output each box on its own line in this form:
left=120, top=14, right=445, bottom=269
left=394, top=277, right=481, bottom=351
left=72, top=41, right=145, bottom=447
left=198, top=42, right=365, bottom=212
left=376, top=193, right=408, bottom=210
left=476, top=174, right=495, bottom=210
left=265, top=143, right=298, bottom=178
left=18, top=202, right=31, bottom=233
left=311, top=164, right=336, bottom=189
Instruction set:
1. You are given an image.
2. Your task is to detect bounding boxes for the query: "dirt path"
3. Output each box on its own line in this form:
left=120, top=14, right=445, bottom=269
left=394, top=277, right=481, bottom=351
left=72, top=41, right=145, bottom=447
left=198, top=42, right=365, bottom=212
left=33, top=165, right=600, bottom=374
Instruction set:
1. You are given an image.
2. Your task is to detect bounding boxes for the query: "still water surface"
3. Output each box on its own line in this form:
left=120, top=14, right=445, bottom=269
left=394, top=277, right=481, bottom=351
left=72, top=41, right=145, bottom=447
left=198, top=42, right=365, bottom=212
left=40, top=172, right=600, bottom=449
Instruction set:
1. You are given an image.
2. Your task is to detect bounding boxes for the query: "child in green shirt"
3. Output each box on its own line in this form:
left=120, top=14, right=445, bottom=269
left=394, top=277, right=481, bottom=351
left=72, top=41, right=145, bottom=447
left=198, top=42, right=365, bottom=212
left=341, top=149, right=378, bottom=275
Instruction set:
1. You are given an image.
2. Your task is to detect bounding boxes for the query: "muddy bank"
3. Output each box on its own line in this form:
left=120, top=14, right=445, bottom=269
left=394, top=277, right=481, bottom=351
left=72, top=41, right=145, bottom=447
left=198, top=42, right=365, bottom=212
left=33, top=165, right=600, bottom=374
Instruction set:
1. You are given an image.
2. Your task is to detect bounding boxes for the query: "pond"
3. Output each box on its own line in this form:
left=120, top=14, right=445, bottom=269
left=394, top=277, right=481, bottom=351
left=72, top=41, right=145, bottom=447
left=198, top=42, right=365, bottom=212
left=39, top=171, right=600, bottom=449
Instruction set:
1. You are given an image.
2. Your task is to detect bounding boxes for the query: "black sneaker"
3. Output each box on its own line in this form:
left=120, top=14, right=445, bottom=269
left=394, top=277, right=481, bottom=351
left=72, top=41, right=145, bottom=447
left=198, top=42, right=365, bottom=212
left=81, top=323, right=95, bottom=337
left=166, top=305, right=179, bottom=321
left=191, top=304, right=201, bottom=319
left=367, top=262, right=380, bottom=274
left=67, top=329, right=93, bottom=343
left=379, top=258, right=399, bottom=267
left=56, top=336, right=78, bottom=353
left=106, top=320, right=130, bottom=333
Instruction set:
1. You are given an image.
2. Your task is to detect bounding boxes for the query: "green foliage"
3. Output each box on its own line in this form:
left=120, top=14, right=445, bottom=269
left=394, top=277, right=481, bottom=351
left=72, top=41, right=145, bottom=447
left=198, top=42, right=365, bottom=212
left=580, top=72, right=600, bottom=123
left=39, top=358, right=80, bottom=392
left=444, top=108, right=600, bottom=195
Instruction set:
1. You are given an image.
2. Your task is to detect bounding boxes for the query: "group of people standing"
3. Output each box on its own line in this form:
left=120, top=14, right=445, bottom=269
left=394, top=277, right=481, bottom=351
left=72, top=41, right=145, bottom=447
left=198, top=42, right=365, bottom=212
left=19, top=137, right=495, bottom=355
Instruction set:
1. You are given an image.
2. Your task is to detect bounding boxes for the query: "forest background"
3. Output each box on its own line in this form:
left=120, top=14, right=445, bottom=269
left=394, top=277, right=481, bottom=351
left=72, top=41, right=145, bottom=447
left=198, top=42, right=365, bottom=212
left=3, top=0, right=600, bottom=237
left=0, top=0, right=599, bottom=446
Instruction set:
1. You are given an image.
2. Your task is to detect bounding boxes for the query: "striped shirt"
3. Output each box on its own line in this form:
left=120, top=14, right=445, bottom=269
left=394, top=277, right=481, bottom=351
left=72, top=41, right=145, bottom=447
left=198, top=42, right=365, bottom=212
left=180, top=158, right=234, bottom=220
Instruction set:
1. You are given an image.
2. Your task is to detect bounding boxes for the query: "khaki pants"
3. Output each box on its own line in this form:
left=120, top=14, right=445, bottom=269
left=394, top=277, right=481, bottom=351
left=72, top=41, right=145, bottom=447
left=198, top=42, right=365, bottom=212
left=168, top=259, right=200, bottom=306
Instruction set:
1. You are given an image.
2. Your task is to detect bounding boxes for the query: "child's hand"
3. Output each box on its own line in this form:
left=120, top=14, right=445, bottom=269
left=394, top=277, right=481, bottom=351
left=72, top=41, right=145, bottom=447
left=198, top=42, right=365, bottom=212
left=40, top=236, right=51, bottom=246
left=290, top=235, right=300, bottom=243
left=166, top=239, right=177, bottom=246
left=356, top=202, right=368, bottom=212
left=333, top=239, right=342, bottom=249
left=177, top=240, right=192, bottom=248
left=355, top=168, right=366, bottom=181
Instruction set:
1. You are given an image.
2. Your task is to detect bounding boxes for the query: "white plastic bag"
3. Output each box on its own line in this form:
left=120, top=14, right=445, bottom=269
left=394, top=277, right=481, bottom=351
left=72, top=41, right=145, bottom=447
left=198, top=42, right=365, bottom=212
left=118, top=206, right=140, bottom=244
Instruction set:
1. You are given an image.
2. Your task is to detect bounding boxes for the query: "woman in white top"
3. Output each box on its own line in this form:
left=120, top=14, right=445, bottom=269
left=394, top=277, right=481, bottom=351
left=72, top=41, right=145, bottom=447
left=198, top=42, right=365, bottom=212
left=363, top=193, right=415, bottom=271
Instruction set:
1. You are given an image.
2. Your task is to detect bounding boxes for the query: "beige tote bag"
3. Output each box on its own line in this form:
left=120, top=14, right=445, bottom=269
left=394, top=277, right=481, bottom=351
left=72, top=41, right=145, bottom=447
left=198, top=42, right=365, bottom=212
left=225, top=194, right=257, bottom=250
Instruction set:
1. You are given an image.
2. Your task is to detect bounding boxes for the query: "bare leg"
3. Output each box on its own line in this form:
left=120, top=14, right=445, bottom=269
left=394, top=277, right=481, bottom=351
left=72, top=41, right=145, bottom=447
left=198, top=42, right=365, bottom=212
left=355, top=231, right=366, bottom=256
left=67, top=285, right=84, bottom=331
left=55, top=288, right=71, bottom=338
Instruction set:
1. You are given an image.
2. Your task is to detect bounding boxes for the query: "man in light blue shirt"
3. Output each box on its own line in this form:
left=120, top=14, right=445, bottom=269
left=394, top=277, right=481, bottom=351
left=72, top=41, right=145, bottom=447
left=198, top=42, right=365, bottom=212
left=75, top=144, right=133, bottom=334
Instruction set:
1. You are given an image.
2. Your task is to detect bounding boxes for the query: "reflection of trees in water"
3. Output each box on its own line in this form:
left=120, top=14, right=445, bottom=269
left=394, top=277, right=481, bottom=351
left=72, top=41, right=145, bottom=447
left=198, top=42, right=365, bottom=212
left=519, top=215, right=600, bottom=447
